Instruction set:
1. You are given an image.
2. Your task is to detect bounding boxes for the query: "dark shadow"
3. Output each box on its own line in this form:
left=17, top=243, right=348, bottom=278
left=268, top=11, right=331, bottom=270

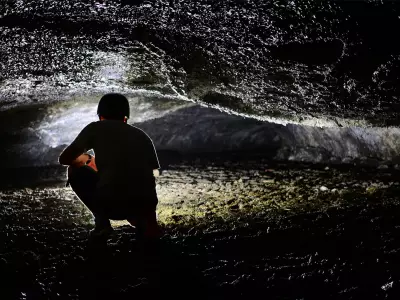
left=269, top=39, right=344, bottom=65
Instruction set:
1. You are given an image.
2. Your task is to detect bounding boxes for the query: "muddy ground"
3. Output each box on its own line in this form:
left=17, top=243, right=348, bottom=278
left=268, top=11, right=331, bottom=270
left=2, top=157, right=400, bottom=299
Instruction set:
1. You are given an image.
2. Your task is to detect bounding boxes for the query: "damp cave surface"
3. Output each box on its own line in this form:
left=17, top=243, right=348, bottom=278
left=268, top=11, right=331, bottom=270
left=3, top=0, right=400, bottom=299
left=2, top=157, right=400, bottom=299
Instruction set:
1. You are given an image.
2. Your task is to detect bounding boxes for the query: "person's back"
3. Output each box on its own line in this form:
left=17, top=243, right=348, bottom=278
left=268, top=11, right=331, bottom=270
left=59, top=93, right=161, bottom=239
left=74, top=119, right=159, bottom=189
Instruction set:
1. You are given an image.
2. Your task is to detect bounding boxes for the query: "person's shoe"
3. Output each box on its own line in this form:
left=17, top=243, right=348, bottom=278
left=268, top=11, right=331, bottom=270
left=89, top=225, right=114, bottom=239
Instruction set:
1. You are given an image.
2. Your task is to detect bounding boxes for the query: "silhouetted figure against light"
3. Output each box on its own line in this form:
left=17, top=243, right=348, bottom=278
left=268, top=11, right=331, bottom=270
left=59, top=93, right=161, bottom=240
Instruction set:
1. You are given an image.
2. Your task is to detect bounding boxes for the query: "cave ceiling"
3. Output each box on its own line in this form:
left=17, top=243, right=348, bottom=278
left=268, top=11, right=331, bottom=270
left=1, top=0, right=400, bottom=126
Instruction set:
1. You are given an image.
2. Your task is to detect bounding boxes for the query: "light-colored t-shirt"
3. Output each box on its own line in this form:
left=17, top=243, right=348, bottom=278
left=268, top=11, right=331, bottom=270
left=68, top=120, right=160, bottom=189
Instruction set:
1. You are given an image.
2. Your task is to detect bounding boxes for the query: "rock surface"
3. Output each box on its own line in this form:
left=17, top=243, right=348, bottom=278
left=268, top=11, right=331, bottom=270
left=2, top=160, right=400, bottom=298
left=1, top=1, right=400, bottom=125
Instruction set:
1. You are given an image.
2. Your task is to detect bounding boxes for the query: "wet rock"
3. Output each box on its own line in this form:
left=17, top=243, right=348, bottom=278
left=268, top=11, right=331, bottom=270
left=263, top=179, right=275, bottom=184
left=320, top=186, right=329, bottom=192
left=0, top=257, right=8, bottom=269
left=171, top=215, right=183, bottom=222
left=381, top=281, right=394, bottom=291
left=238, top=202, right=249, bottom=210
left=226, top=199, right=235, bottom=205
left=5, top=160, right=400, bottom=298
left=229, top=204, right=239, bottom=211
left=377, top=164, right=389, bottom=170
left=24, top=188, right=33, bottom=194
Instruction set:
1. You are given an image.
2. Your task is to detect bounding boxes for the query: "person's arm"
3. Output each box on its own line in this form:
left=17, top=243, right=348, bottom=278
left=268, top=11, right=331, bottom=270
left=59, top=123, right=93, bottom=166
left=147, top=138, right=160, bottom=170
left=59, top=150, right=91, bottom=167
left=142, top=132, right=160, bottom=175
left=149, top=137, right=161, bottom=176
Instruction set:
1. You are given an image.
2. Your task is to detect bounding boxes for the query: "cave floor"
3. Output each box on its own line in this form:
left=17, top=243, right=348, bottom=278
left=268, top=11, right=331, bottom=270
left=2, top=160, right=400, bottom=299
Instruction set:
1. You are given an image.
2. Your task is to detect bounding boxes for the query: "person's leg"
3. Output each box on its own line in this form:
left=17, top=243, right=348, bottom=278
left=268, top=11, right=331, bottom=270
left=102, top=181, right=161, bottom=238
left=128, top=210, right=161, bottom=239
left=67, top=165, right=111, bottom=229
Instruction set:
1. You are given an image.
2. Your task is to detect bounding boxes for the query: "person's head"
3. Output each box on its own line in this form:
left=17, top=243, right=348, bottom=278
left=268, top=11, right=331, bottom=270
left=97, top=93, right=130, bottom=122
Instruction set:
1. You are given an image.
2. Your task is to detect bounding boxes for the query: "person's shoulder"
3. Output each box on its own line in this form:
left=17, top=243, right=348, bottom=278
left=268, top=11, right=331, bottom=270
left=128, top=125, right=150, bottom=136
left=88, top=121, right=100, bottom=126
left=126, top=124, right=143, bottom=133
left=82, top=121, right=101, bottom=131
left=79, top=121, right=98, bottom=132
left=84, top=121, right=113, bottom=136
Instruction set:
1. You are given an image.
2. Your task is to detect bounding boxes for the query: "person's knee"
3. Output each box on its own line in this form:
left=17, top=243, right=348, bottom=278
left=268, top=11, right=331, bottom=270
left=68, top=166, right=98, bottom=188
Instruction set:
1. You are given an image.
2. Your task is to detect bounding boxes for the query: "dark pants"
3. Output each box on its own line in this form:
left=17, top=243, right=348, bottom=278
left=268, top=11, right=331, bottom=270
left=68, top=166, right=159, bottom=232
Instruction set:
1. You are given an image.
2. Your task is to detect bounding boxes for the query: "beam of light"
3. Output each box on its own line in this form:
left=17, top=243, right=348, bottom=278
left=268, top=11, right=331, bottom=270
left=35, top=95, right=191, bottom=150
left=37, top=104, right=98, bottom=149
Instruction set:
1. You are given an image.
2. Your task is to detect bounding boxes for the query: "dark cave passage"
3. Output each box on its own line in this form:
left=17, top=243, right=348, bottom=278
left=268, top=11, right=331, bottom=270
left=3, top=0, right=400, bottom=299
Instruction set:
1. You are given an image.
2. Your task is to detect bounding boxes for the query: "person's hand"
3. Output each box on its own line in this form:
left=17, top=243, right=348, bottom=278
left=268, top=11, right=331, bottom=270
left=86, top=155, right=98, bottom=171
left=70, top=153, right=90, bottom=168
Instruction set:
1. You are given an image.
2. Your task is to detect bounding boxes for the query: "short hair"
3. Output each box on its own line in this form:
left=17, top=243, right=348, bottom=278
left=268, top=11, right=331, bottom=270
left=97, top=93, right=130, bottom=120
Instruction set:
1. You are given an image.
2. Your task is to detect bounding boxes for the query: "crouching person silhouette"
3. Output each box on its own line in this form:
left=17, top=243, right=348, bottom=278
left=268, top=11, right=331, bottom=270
left=59, top=93, right=161, bottom=241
